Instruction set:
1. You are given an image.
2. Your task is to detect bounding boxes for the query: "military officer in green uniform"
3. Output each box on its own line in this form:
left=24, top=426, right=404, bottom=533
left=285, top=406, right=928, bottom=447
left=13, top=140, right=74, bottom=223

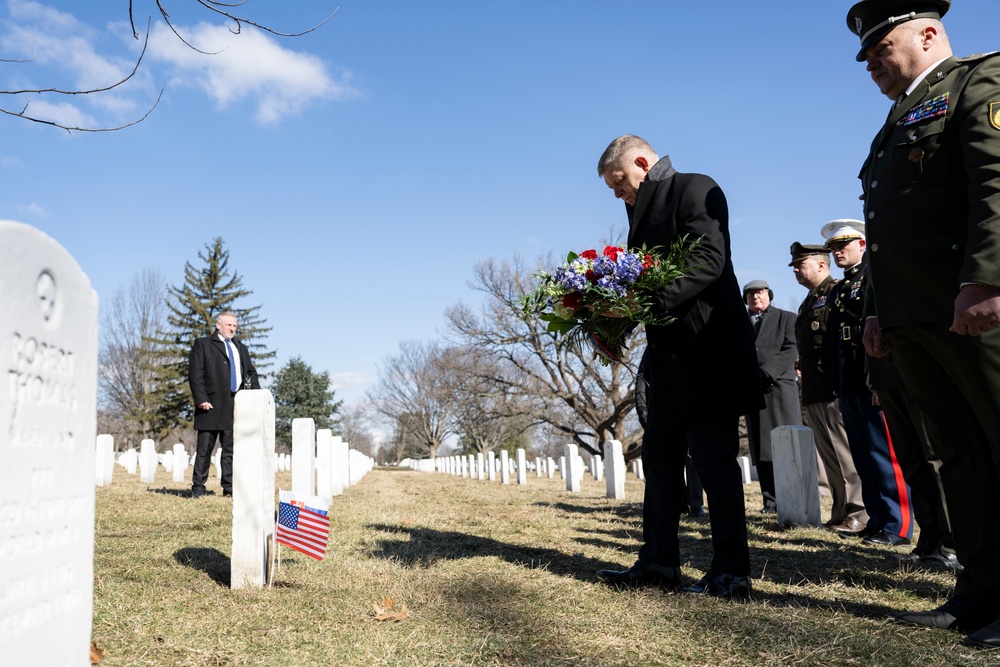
left=847, top=0, right=1000, bottom=648
left=790, top=241, right=867, bottom=534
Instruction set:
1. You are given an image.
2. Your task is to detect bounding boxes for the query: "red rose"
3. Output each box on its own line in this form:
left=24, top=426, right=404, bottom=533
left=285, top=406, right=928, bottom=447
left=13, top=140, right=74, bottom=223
left=585, top=270, right=597, bottom=283
left=580, top=249, right=598, bottom=260
left=603, top=245, right=620, bottom=261
left=643, top=254, right=654, bottom=268
left=562, top=293, right=582, bottom=309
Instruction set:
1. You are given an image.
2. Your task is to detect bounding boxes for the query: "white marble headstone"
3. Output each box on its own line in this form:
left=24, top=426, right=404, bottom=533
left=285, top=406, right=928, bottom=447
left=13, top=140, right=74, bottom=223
left=0, top=220, right=98, bottom=666
left=95, top=434, right=114, bottom=487
left=291, top=418, right=316, bottom=498
left=139, top=438, right=157, bottom=483
left=772, top=426, right=821, bottom=527
left=603, top=440, right=626, bottom=500
left=231, top=390, right=277, bottom=589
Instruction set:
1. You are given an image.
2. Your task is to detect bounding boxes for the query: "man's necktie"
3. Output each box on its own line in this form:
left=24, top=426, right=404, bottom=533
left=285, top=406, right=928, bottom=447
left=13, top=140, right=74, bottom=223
left=225, top=340, right=237, bottom=392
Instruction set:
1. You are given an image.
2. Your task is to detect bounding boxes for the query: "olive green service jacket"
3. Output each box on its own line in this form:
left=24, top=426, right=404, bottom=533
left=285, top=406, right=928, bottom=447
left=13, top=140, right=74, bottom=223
left=859, top=53, right=1000, bottom=328
left=795, top=274, right=838, bottom=406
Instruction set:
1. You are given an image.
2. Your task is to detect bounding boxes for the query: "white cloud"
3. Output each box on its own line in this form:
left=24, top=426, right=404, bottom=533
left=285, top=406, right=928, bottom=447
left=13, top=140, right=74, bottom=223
left=13, top=98, right=99, bottom=129
left=14, top=201, right=46, bottom=217
left=1, top=3, right=356, bottom=126
left=146, top=21, right=359, bottom=124
left=329, top=371, right=369, bottom=393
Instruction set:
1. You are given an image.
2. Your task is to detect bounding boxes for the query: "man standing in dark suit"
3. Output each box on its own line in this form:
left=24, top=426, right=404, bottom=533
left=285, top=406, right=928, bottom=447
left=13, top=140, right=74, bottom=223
left=789, top=242, right=867, bottom=534
left=594, top=134, right=763, bottom=598
left=742, top=280, right=801, bottom=515
left=188, top=311, right=259, bottom=499
left=847, top=0, right=1000, bottom=646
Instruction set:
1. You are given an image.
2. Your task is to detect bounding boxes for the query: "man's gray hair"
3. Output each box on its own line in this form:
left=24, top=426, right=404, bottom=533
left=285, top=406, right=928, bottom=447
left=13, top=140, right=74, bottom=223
left=216, top=311, right=237, bottom=322
left=597, top=134, right=657, bottom=177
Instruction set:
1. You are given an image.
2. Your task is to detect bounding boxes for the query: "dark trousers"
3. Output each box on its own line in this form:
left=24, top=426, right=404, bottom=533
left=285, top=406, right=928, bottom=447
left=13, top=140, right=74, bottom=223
left=685, top=455, right=704, bottom=511
left=889, top=322, right=1000, bottom=606
left=838, top=395, right=913, bottom=539
left=746, top=410, right=776, bottom=507
left=876, top=385, right=952, bottom=553
left=192, top=429, right=233, bottom=492
left=638, top=417, right=750, bottom=576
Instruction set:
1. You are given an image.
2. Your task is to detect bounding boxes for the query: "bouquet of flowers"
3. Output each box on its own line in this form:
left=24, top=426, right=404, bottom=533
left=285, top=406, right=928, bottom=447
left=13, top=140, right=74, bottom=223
left=521, top=235, right=701, bottom=364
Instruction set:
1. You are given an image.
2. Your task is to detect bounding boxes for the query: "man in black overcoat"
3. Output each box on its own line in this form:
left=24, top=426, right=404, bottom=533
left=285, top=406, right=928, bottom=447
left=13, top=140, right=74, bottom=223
left=742, top=280, right=801, bottom=514
left=594, top=134, right=763, bottom=598
left=188, top=311, right=259, bottom=498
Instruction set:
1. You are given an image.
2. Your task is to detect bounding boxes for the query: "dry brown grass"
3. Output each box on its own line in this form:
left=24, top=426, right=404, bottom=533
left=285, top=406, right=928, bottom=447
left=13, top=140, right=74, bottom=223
left=92, top=465, right=996, bottom=666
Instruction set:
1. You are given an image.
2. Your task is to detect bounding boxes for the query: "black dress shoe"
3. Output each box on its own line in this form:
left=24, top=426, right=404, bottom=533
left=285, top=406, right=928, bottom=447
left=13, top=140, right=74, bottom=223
left=679, top=572, right=752, bottom=598
left=688, top=507, right=706, bottom=517
left=894, top=599, right=996, bottom=633
left=862, top=530, right=910, bottom=546
left=596, top=562, right=680, bottom=589
left=222, top=489, right=233, bottom=497
left=893, top=607, right=959, bottom=630
left=191, top=489, right=206, bottom=499
left=964, top=615, right=1000, bottom=649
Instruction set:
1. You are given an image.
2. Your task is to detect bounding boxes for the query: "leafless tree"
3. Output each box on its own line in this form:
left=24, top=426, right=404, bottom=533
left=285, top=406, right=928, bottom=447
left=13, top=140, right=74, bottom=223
left=338, top=402, right=379, bottom=461
left=366, top=341, right=458, bottom=460
left=446, top=255, right=644, bottom=460
left=1, top=2, right=336, bottom=132
left=440, top=346, right=534, bottom=454
left=97, top=267, right=172, bottom=448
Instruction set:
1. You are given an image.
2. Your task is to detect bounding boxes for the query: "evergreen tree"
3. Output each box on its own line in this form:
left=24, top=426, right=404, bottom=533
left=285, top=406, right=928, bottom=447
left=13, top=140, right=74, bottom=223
left=149, top=237, right=276, bottom=431
left=272, top=356, right=343, bottom=446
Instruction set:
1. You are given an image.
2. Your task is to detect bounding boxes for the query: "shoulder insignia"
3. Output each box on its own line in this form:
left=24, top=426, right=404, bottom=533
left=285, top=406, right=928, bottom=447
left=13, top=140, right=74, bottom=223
left=991, top=102, right=1000, bottom=131
left=904, top=93, right=949, bottom=125
left=958, top=51, right=1000, bottom=64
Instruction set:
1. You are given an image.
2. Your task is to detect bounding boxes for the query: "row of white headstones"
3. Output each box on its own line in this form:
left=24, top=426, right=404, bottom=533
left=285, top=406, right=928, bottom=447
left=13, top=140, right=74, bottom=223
left=0, top=221, right=377, bottom=666
left=402, top=427, right=824, bottom=527
left=93, top=419, right=373, bottom=496
left=403, top=441, right=643, bottom=499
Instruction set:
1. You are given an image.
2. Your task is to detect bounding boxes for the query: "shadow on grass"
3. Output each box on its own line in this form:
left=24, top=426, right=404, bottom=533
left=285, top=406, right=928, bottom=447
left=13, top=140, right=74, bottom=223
left=151, top=487, right=198, bottom=498
left=366, top=523, right=611, bottom=582
left=174, top=547, right=231, bottom=587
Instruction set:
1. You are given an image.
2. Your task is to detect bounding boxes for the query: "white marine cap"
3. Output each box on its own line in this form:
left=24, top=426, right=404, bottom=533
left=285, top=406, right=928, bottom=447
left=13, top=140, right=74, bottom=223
left=821, top=219, right=866, bottom=246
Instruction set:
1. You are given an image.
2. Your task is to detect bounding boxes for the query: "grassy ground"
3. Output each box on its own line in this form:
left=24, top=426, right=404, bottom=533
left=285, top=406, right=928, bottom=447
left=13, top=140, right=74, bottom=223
left=92, top=465, right=994, bottom=666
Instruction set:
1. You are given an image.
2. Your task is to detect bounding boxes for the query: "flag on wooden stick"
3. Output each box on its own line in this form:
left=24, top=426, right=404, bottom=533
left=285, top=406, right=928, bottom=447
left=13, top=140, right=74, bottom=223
left=276, top=490, right=331, bottom=560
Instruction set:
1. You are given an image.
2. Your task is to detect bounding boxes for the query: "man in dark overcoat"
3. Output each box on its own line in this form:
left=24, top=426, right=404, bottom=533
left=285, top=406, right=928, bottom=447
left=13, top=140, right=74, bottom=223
left=188, top=310, right=259, bottom=498
left=742, top=280, right=801, bottom=514
left=594, top=134, right=763, bottom=598
left=847, top=0, right=1000, bottom=646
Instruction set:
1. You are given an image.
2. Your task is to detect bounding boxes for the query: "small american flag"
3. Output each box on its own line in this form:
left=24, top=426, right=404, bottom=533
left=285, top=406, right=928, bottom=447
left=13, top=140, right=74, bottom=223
left=276, top=501, right=330, bottom=560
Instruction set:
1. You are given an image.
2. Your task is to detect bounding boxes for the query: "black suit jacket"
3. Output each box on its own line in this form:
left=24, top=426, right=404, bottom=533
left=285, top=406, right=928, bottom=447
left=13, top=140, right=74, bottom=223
left=627, top=168, right=763, bottom=428
left=189, top=334, right=259, bottom=431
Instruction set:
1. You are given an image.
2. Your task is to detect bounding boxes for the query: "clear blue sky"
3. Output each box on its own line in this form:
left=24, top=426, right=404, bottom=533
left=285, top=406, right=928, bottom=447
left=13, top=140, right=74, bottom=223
left=2, top=1, right=997, bottom=408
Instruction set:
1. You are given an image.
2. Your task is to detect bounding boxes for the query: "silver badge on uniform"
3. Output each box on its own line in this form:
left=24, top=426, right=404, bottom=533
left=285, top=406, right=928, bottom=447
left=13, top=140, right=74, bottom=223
left=811, top=321, right=820, bottom=331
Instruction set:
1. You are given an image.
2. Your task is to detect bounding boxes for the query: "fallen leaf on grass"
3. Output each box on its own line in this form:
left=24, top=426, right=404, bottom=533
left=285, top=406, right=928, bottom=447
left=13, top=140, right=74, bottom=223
left=371, top=595, right=410, bottom=622
left=90, top=640, right=105, bottom=664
